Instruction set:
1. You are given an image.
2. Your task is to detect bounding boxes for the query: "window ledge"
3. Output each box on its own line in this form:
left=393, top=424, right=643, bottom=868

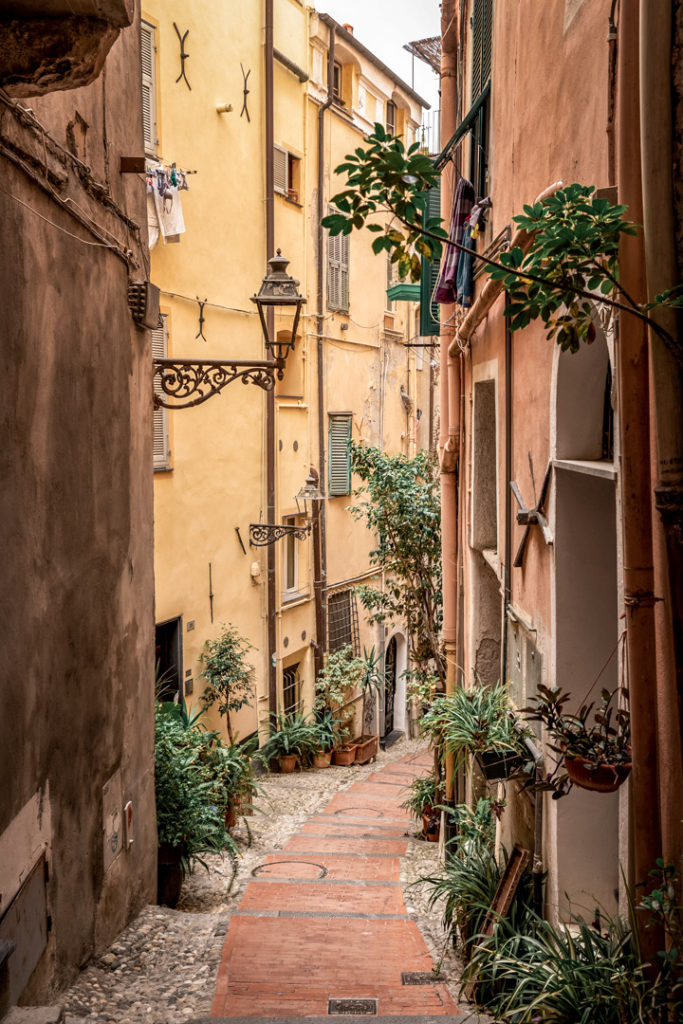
left=554, top=459, right=616, bottom=480
left=154, top=466, right=173, bottom=474
left=281, top=592, right=311, bottom=608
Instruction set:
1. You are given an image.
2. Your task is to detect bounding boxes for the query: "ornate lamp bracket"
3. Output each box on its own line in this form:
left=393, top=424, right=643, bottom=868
left=248, top=522, right=311, bottom=546
left=153, top=357, right=276, bottom=410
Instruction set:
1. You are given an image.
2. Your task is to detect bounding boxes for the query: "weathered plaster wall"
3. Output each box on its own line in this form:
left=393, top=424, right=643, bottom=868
left=0, top=4, right=155, bottom=1004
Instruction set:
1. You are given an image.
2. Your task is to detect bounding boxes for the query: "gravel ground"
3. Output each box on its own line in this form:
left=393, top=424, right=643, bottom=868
left=60, top=736, right=493, bottom=1024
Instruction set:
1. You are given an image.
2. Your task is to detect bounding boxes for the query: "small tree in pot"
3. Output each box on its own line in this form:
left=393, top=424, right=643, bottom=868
left=199, top=623, right=254, bottom=744
left=352, top=646, right=383, bottom=764
left=314, top=644, right=365, bottom=759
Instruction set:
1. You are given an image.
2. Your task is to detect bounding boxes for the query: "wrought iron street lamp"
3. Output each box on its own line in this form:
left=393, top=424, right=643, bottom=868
left=251, top=249, right=306, bottom=379
left=295, top=469, right=324, bottom=514
left=248, top=470, right=322, bottom=547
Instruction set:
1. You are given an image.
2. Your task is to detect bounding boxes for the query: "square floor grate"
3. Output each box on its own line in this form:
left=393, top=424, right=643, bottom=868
left=328, top=997, right=378, bottom=1015
left=401, top=971, right=442, bottom=985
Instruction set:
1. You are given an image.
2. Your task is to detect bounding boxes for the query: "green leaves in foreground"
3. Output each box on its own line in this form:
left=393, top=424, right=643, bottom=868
left=321, top=122, right=447, bottom=282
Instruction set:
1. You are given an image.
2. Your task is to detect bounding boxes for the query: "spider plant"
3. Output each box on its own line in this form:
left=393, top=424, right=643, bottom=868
left=400, top=771, right=441, bottom=820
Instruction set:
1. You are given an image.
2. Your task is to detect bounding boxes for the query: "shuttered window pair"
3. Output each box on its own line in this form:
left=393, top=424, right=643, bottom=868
left=420, top=183, right=441, bottom=337
left=141, top=21, right=157, bottom=157
left=152, top=316, right=170, bottom=470
left=327, top=209, right=349, bottom=311
left=328, top=414, right=352, bottom=496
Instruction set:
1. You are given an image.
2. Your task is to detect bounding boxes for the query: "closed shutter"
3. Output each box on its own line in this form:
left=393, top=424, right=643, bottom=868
left=471, top=0, right=493, bottom=99
left=274, top=145, right=288, bottom=194
left=152, top=316, right=170, bottom=470
left=141, top=22, right=157, bottom=156
left=328, top=415, right=352, bottom=495
left=327, top=209, right=349, bottom=311
left=420, top=183, right=441, bottom=336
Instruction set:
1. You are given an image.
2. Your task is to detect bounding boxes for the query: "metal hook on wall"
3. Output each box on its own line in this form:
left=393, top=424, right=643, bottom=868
left=173, top=23, right=191, bottom=90
left=240, top=63, right=251, bottom=122
left=195, top=297, right=208, bottom=341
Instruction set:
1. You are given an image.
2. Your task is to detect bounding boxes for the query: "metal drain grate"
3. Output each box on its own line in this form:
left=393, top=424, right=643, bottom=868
left=328, top=997, right=377, bottom=1015
left=401, top=971, right=443, bottom=985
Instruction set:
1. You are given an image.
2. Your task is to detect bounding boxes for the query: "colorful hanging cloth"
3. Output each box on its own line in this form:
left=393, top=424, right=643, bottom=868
left=434, top=176, right=475, bottom=304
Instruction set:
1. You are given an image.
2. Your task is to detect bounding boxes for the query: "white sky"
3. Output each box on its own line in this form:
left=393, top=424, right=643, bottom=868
left=313, top=1, right=442, bottom=113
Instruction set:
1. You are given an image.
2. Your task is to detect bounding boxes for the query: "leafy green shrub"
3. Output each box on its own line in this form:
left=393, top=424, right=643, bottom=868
left=400, top=772, right=441, bottom=820
left=154, top=701, right=239, bottom=876
left=257, top=711, right=321, bottom=766
left=199, top=623, right=254, bottom=744
left=314, top=644, right=365, bottom=745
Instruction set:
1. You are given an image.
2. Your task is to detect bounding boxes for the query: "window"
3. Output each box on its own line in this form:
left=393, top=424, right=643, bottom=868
left=152, top=315, right=170, bottom=470
left=141, top=21, right=157, bottom=157
left=273, top=146, right=300, bottom=201
left=470, top=0, right=493, bottom=198
left=386, top=99, right=396, bottom=135
left=327, top=209, right=349, bottom=311
left=328, top=590, right=360, bottom=654
left=282, top=663, right=301, bottom=716
left=283, top=515, right=298, bottom=595
left=328, top=414, right=352, bottom=496
left=333, top=60, right=343, bottom=102
left=419, top=183, right=441, bottom=336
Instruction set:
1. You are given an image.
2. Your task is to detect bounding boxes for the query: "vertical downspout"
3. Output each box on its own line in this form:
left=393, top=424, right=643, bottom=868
left=265, top=0, right=277, bottom=722
left=502, top=316, right=512, bottom=704
left=440, top=0, right=459, bottom=825
left=639, top=0, right=683, bottom=872
left=615, top=0, right=663, bottom=958
left=315, top=21, right=335, bottom=670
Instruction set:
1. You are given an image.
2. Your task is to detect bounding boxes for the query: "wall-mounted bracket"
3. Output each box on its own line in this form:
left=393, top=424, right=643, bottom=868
left=248, top=522, right=311, bottom=546
left=153, top=357, right=276, bottom=409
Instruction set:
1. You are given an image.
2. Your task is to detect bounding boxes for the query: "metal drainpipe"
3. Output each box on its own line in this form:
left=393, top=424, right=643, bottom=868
left=265, top=0, right=277, bottom=724
left=315, top=22, right=335, bottom=659
left=523, top=735, right=545, bottom=916
left=502, top=314, right=512, bottom=713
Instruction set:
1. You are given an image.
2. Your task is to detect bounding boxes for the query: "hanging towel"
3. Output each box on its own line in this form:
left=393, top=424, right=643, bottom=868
left=456, top=225, right=475, bottom=308
left=147, top=191, right=160, bottom=249
left=152, top=185, right=186, bottom=244
left=434, top=176, right=474, bottom=304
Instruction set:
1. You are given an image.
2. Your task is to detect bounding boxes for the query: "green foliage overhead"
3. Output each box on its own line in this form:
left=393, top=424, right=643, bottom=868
left=199, top=623, right=255, bottom=743
left=324, top=131, right=683, bottom=360
left=321, top=122, right=446, bottom=282
left=349, top=443, right=443, bottom=686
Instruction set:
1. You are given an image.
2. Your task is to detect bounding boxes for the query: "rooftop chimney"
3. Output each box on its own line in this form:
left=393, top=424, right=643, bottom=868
left=342, top=23, right=354, bottom=34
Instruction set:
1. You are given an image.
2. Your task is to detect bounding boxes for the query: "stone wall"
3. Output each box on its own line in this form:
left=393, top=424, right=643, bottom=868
left=0, top=1, right=156, bottom=1008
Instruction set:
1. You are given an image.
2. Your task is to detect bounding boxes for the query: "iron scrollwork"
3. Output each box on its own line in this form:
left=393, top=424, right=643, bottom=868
left=153, top=357, right=276, bottom=410
left=248, top=523, right=311, bottom=546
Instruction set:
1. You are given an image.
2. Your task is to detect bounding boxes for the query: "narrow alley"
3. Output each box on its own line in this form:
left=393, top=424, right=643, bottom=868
left=59, top=740, right=487, bottom=1024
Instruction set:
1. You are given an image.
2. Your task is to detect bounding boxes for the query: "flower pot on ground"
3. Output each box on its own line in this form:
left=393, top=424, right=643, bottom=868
left=256, top=711, right=320, bottom=772
left=353, top=734, right=379, bottom=764
left=279, top=752, right=298, bottom=773
left=523, top=685, right=631, bottom=796
left=422, top=811, right=440, bottom=842
left=313, top=750, right=332, bottom=768
left=332, top=744, right=358, bottom=766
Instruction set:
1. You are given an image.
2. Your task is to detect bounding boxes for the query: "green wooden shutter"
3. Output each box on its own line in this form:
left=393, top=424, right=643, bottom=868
left=328, top=415, right=352, bottom=495
left=420, top=183, right=441, bottom=337
left=472, top=0, right=493, bottom=99
left=152, top=316, right=169, bottom=470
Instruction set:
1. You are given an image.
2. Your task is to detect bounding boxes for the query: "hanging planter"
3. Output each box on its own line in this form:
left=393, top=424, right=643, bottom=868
left=476, top=748, right=523, bottom=781
left=564, top=753, right=632, bottom=793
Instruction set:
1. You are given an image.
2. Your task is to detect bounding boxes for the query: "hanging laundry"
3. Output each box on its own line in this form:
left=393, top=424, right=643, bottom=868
left=456, top=225, right=474, bottom=308
left=147, top=190, right=160, bottom=249
left=152, top=184, right=185, bottom=243
left=145, top=161, right=192, bottom=245
left=434, top=176, right=474, bottom=305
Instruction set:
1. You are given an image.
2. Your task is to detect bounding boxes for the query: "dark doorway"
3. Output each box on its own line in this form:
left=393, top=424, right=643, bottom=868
left=155, top=617, right=182, bottom=701
left=384, top=636, right=397, bottom=738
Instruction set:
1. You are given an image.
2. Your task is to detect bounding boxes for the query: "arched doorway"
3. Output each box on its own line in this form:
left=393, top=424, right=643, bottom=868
left=383, top=635, right=397, bottom=739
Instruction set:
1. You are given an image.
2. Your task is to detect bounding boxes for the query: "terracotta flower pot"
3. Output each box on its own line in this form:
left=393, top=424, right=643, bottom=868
left=332, top=744, right=357, bottom=766
left=279, top=753, right=298, bottom=773
left=422, top=812, right=440, bottom=842
left=353, top=734, right=379, bottom=765
left=565, top=754, right=632, bottom=793
left=313, top=751, right=332, bottom=769
left=225, top=802, right=237, bottom=829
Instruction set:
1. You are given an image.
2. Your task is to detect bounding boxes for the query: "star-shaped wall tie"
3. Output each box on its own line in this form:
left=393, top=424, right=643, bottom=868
left=510, top=455, right=553, bottom=568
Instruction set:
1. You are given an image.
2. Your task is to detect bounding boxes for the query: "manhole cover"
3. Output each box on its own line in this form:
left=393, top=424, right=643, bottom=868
left=251, top=860, right=327, bottom=879
left=333, top=807, right=384, bottom=817
left=401, top=971, right=443, bottom=985
left=328, top=998, right=377, bottom=1015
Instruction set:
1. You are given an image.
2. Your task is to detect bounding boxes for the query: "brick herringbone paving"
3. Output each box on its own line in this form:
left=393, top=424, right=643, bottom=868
left=210, top=751, right=459, bottom=1018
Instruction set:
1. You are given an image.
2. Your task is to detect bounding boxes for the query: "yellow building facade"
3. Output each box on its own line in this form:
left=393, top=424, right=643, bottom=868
left=147, top=1, right=435, bottom=744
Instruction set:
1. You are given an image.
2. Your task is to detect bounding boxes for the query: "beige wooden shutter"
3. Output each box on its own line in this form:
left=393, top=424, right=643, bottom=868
left=152, top=317, right=169, bottom=469
left=328, top=415, right=352, bottom=495
left=327, top=209, right=349, bottom=311
left=141, top=22, right=157, bottom=156
left=274, top=145, right=288, bottom=194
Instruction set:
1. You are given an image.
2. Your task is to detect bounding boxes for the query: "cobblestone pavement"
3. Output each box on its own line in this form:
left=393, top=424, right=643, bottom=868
left=60, top=736, right=493, bottom=1024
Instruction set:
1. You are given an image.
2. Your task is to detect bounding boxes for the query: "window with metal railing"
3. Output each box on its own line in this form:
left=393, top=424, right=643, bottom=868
left=327, top=590, right=360, bottom=655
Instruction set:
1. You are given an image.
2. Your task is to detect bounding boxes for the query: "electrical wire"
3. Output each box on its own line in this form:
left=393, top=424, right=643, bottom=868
left=159, top=289, right=258, bottom=316
left=0, top=184, right=127, bottom=253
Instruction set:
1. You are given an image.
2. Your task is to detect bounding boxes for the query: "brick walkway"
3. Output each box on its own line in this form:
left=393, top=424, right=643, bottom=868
left=210, top=750, right=459, bottom=1018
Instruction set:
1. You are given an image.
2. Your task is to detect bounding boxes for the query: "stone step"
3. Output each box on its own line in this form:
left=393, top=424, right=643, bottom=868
left=380, top=730, right=405, bottom=750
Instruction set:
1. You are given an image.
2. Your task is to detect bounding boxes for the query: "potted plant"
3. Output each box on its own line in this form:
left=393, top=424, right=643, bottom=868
left=352, top=646, right=383, bottom=764
left=523, top=685, right=631, bottom=794
left=400, top=771, right=442, bottom=839
left=313, top=645, right=365, bottom=765
left=421, top=680, right=530, bottom=781
left=311, top=710, right=338, bottom=768
left=154, top=700, right=238, bottom=906
left=208, top=736, right=260, bottom=826
left=257, top=711, right=320, bottom=773
left=198, top=623, right=254, bottom=744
